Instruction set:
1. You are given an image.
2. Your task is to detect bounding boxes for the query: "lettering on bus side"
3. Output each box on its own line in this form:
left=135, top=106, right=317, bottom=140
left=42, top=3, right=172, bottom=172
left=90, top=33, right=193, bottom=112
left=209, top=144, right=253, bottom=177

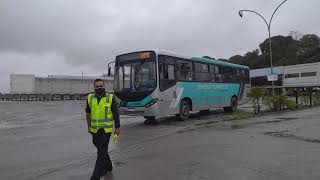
left=196, top=84, right=228, bottom=90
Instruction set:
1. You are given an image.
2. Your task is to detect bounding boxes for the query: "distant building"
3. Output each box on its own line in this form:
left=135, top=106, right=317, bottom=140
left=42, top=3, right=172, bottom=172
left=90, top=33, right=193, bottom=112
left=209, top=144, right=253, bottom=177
left=10, top=74, right=114, bottom=94
left=250, top=62, right=320, bottom=89
left=283, top=62, right=320, bottom=88
left=250, top=66, right=284, bottom=87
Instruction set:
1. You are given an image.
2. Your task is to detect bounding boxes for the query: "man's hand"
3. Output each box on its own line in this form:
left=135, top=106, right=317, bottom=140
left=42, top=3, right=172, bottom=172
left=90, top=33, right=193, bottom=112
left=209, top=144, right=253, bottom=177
left=114, top=128, right=120, bottom=135
left=86, top=113, right=91, bottom=134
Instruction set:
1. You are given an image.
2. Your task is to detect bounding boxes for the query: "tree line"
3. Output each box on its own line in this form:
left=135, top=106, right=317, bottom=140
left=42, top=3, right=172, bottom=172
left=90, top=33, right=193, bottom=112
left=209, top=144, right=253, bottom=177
left=207, top=31, right=320, bottom=69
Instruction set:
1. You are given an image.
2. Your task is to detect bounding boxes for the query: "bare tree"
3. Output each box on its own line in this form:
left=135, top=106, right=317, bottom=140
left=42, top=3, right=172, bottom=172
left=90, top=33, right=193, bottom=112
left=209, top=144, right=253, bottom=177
left=288, top=30, right=303, bottom=40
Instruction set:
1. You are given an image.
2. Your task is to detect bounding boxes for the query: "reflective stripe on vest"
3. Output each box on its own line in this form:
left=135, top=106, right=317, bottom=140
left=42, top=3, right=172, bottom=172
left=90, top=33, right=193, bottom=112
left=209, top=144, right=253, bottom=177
left=88, top=93, right=114, bottom=133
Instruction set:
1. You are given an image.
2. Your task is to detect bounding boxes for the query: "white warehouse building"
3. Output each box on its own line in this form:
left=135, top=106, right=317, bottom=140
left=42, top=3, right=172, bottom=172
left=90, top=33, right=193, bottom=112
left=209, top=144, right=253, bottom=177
left=283, top=62, right=320, bottom=88
left=250, top=62, right=320, bottom=89
left=10, top=74, right=114, bottom=95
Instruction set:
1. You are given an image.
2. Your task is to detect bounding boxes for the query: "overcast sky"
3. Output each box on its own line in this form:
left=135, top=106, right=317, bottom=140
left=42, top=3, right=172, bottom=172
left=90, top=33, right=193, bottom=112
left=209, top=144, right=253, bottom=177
left=0, top=0, right=319, bottom=93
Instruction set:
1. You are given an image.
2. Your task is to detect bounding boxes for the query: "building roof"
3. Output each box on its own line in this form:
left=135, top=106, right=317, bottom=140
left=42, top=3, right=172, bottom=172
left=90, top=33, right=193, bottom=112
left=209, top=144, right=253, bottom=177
left=46, top=75, right=114, bottom=80
left=250, top=66, right=284, bottom=78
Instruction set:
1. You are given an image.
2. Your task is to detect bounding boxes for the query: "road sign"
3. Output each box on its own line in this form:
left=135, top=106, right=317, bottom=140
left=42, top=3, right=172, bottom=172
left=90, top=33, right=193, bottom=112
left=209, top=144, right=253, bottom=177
left=268, top=74, right=278, bottom=81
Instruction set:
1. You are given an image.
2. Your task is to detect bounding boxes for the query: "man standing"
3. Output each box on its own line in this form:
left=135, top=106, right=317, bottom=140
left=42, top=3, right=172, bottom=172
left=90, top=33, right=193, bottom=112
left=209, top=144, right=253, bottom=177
left=86, top=79, right=120, bottom=180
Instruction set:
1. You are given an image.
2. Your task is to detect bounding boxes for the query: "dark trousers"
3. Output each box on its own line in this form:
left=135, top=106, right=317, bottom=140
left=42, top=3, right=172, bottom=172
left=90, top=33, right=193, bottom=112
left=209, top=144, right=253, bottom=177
left=91, top=129, right=112, bottom=180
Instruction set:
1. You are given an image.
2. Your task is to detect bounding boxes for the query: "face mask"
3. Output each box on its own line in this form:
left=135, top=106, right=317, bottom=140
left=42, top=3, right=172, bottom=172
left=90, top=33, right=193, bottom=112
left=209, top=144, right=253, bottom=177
left=95, top=88, right=105, bottom=95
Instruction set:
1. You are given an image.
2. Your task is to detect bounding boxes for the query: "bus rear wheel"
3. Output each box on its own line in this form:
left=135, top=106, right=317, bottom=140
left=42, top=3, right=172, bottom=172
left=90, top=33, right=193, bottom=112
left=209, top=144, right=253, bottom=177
left=177, top=100, right=191, bottom=121
left=223, top=97, right=238, bottom=113
left=144, top=116, right=156, bottom=125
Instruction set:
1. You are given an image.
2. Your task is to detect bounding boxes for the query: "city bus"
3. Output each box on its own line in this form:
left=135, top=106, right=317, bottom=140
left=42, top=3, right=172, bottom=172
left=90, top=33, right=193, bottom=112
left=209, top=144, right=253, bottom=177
left=111, top=50, right=250, bottom=124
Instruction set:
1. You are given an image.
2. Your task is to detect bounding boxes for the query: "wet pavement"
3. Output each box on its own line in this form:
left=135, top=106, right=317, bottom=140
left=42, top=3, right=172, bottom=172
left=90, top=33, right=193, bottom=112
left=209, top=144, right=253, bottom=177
left=1, top=101, right=320, bottom=179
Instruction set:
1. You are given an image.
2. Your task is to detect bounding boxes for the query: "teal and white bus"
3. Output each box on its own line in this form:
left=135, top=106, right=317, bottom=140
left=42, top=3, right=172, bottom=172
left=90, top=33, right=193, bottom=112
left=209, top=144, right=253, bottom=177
left=111, top=50, right=250, bottom=123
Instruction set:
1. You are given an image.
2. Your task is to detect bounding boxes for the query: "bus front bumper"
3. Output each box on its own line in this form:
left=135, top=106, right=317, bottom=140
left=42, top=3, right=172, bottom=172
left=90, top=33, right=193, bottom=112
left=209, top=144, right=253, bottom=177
left=118, top=103, right=161, bottom=116
left=119, top=107, right=145, bottom=116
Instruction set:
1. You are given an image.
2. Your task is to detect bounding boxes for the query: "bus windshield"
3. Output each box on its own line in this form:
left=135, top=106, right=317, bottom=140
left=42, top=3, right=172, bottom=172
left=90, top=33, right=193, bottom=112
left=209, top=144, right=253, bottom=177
left=114, top=60, right=156, bottom=93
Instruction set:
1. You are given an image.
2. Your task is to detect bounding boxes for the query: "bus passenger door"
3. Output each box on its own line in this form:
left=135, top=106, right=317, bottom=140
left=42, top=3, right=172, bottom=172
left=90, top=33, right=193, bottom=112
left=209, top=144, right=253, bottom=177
left=158, top=55, right=177, bottom=115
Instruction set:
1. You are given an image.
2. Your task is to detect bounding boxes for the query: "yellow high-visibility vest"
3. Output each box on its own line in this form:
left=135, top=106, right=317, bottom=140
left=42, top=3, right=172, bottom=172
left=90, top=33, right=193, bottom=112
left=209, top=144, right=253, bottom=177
left=87, top=93, right=114, bottom=133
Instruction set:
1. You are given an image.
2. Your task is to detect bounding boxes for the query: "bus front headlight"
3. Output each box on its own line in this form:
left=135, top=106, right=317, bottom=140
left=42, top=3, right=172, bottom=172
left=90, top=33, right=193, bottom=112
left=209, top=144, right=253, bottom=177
left=145, top=98, right=158, bottom=108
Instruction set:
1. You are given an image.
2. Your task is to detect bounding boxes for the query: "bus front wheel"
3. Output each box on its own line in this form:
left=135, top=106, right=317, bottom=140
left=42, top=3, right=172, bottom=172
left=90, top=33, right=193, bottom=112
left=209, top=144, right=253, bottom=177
left=224, top=96, right=238, bottom=113
left=144, top=116, right=156, bottom=125
left=177, top=100, right=191, bottom=121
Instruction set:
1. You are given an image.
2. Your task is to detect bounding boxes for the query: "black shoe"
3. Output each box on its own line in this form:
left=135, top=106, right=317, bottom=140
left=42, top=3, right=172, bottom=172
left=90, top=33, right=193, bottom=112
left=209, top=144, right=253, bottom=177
left=102, top=169, right=112, bottom=176
left=90, top=176, right=100, bottom=180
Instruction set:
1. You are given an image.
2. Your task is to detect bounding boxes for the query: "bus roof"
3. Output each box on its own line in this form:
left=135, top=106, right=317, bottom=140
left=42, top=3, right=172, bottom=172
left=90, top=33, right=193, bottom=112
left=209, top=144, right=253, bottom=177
left=154, top=50, right=249, bottom=69
left=117, top=49, right=249, bottom=69
left=191, top=57, right=249, bottom=69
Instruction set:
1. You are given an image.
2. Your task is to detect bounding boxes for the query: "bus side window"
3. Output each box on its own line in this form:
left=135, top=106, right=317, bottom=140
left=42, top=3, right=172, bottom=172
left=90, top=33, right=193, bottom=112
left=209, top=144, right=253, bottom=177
left=210, top=65, right=219, bottom=82
left=176, top=59, right=193, bottom=81
left=218, top=66, right=226, bottom=83
left=159, top=55, right=165, bottom=79
left=232, top=68, right=237, bottom=82
left=159, top=63, right=164, bottom=79
left=245, top=69, right=250, bottom=84
left=168, top=64, right=175, bottom=79
left=236, top=69, right=241, bottom=82
left=194, top=63, right=209, bottom=82
left=227, top=67, right=233, bottom=83
left=241, top=69, right=244, bottom=82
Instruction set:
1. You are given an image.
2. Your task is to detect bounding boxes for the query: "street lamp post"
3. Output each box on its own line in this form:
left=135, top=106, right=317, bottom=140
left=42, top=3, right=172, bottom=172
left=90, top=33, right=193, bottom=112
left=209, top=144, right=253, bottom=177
left=239, top=0, right=288, bottom=95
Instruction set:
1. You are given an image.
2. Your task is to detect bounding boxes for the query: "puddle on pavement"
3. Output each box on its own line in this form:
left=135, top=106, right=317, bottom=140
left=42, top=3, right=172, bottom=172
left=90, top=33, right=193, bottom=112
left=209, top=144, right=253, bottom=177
left=264, top=131, right=320, bottom=144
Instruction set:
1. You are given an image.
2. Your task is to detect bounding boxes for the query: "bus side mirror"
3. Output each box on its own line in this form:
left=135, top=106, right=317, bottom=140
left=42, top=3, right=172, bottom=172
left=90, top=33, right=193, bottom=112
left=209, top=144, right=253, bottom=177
left=108, top=67, right=111, bottom=76
left=107, top=60, right=115, bottom=76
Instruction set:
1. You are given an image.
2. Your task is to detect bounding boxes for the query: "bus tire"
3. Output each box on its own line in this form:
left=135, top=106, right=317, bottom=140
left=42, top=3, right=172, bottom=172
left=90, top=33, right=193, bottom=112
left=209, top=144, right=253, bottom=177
left=144, top=116, right=156, bottom=125
left=223, top=96, right=238, bottom=113
left=178, top=100, right=191, bottom=121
